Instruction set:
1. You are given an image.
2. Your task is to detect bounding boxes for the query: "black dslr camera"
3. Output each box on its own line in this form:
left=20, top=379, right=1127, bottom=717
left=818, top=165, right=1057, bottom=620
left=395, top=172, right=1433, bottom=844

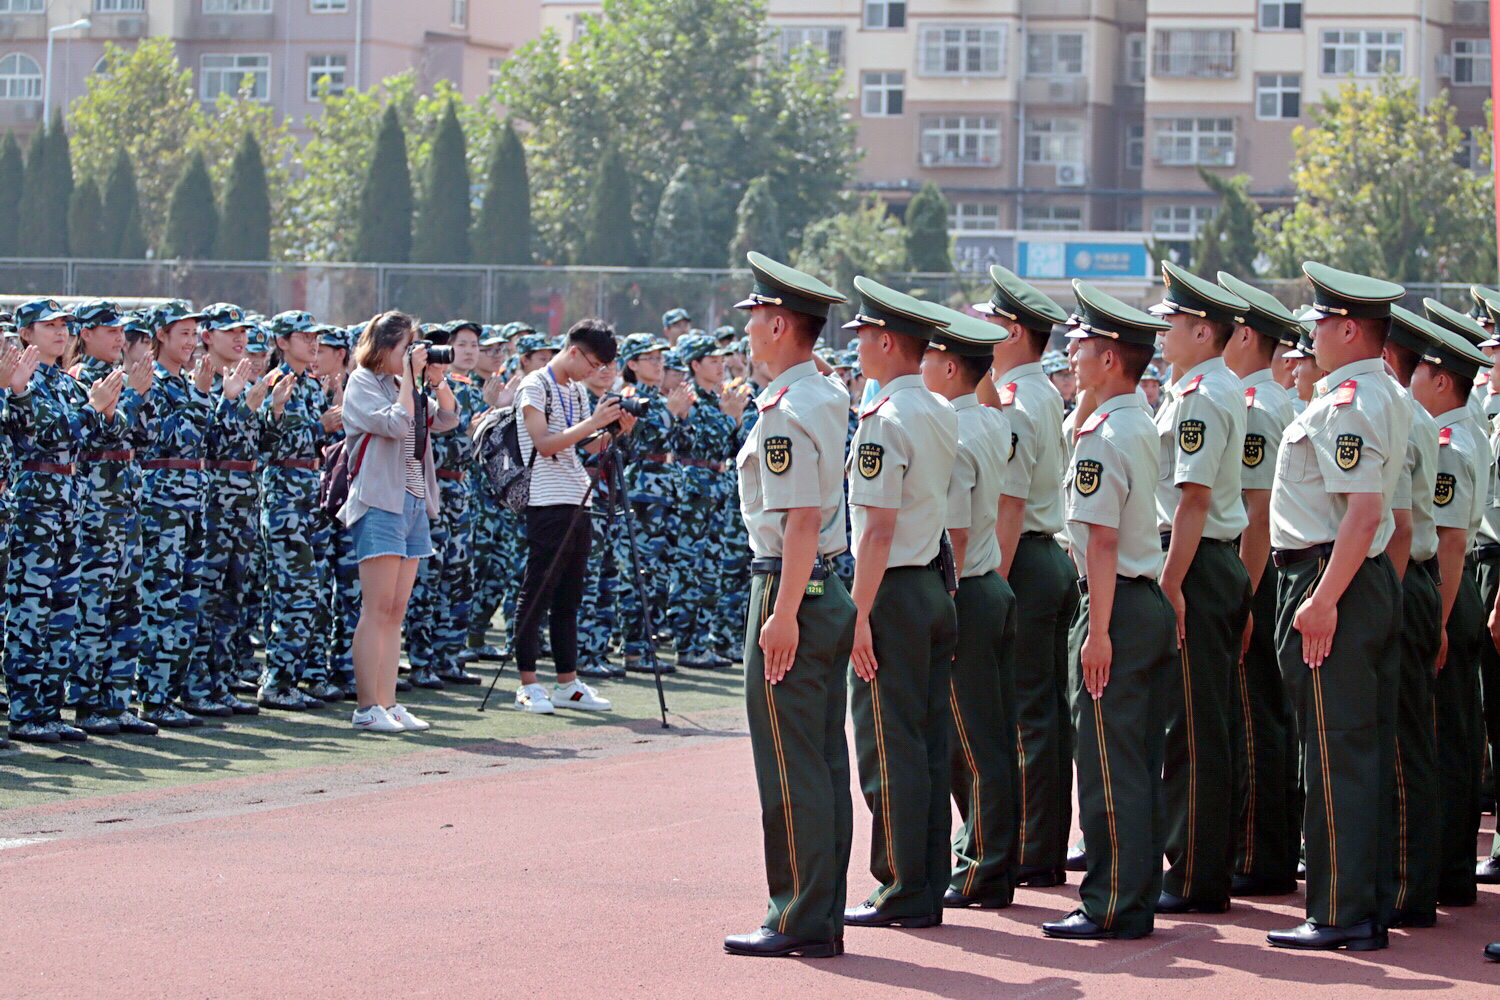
left=410, top=340, right=455, bottom=365
left=600, top=390, right=649, bottom=433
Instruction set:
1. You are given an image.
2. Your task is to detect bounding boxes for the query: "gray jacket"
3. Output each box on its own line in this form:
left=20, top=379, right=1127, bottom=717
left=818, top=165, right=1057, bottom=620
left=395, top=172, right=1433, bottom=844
left=338, top=365, right=459, bottom=526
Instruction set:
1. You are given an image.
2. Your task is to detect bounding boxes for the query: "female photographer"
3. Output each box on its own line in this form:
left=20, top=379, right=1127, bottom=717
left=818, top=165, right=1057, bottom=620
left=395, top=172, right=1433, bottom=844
left=340, top=311, right=457, bottom=733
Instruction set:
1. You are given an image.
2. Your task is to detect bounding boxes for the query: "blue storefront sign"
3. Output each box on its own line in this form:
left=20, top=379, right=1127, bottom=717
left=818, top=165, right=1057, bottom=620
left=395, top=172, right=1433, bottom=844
left=1017, top=241, right=1151, bottom=280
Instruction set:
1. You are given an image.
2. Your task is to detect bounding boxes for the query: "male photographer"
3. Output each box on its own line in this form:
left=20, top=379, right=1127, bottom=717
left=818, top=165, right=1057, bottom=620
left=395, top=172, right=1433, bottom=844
left=512, top=319, right=636, bottom=714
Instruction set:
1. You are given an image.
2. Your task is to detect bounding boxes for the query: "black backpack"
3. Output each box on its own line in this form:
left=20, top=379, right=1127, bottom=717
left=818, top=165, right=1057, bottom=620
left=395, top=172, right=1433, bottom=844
left=472, top=390, right=550, bottom=514
left=319, top=433, right=372, bottom=520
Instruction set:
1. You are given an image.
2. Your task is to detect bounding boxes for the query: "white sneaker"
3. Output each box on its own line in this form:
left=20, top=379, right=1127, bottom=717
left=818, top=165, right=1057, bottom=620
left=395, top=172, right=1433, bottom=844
left=514, top=683, right=555, bottom=714
left=352, top=704, right=405, bottom=733
left=552, top=679, right=613, bottom=711
left=387, top=704, right=430, bottom=731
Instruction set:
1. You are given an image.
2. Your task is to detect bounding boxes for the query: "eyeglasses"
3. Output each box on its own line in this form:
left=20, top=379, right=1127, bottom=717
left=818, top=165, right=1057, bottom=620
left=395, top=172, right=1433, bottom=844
left=480, top=347, right=503, bottom=357
left=580, top=352, right=611, bottom=373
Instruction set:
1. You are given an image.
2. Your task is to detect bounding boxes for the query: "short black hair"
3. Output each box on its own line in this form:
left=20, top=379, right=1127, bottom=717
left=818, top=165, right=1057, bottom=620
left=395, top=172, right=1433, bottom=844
left=1355, top=315, right=1391, bottom=345
left=954, top=352, right=994, bottom=386
left=1385, top=341, right=1419, bottom=384
left=1247, top=327, right=1277, bottom=362
left=771, top=306, right=823, bottom=346
left=1452, top=370, right=1474, bottom=403
left=1024, top=328, right=1051, bottom=357
left=567, top=317, right=617, bottom=364
left=1115, top=340, right=1155, bottom=383
left=1206, top=318, right=1234, bottom=350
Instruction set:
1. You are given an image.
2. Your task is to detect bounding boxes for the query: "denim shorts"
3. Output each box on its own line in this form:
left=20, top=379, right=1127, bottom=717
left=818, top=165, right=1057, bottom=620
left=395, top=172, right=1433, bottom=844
left=352, top=492, right=434, bottom=562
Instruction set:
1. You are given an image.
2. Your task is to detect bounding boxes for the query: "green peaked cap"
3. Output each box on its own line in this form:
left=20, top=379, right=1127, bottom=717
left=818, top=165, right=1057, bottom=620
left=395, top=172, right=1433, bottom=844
left=1302, top=261, right=1404, bottom=321
left=1422, top=297, right=1489, bottom=348
left=1217, top=271, right=1301, bottom=346
left=973, top=264, right=1068, bottom=332
left=926, top=303, right=1009, bottom=357
left=735, top=251, right=846, bottom=320
left=842, top=276, right=949, bottom=339
left=1068, top=280, right=1168, bottom=348
left=1391, top=304, right=1492, bottom=381
left=1150, top=260, right=1250, bottom=327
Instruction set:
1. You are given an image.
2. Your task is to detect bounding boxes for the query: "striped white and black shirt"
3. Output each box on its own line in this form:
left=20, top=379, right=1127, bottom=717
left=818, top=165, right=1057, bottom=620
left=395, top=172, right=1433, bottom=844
left=517, top=367, right=594, bottom=508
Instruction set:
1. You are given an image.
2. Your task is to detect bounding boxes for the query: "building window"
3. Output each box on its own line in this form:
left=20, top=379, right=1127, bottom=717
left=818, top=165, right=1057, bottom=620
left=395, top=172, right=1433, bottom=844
left=861, top=71, right=904, bottom=116
left=201, top=53, right=270, bottom=101
left=307, top=53, right=346, bottom=100
left=1152, top=205, right=1216, bottom=237
left=1021, top=206, right=1083, bottom=232
left=769, top=26, right=845, bottom=67
left=310, top=0, right=348, bottom=11
left=0, top=53, right=40, bottom=99
left=1027, top=32, right=1085, bottom=76
left=204, top=0, right=271, bottom=11
left=1125, top=33, right=1146, bottom=84
left=1454, top=39, right=1490, bottom=85
left=488, top=56, right=504, bottom=87
left=1259, top=1, right=1302, bottom=30
left=450, top=0, right=467, bottom=28
left=864, top=0, right=904, bottom=30
left=95, top=0, right=145, bottom=11
left=0, top=0, right=42, bottom=9
left=918, top=24, right=1005, bottom=77
left=1025, top=118, right=1085, bottom=164
left=1153, top=117, right=1236, bottom=167
left=1256, top=73, right=1301, bottom=119
left=950, top=202, right=1001, bottom=232
left=1153, top=29, right=1237, bottom=78
left=1125, top=124, right=1144, bottom=170
left=1321, top=30, right=1403, bottom=76
left=919, top=114, right=1001, bottom=168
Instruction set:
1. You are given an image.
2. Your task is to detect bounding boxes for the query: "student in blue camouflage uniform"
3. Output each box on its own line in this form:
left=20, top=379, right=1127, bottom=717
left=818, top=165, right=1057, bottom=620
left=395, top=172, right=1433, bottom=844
left=233, top=323, right=272, bottom=690
left=67, top=300, right=159, bottom=735
left=828, top=349, right=861, bottom=586
left=668, top=333, right=749, bottom=668
left=461, top=323, right=511, bottom=662
left=405, top=320, right=484, bottom=687
left=315, top=325, right=360, bottom=694
left=575, top=351, right=627, bottom=679
left=1, top=300, right=128, bottom=743
left=713, top=337, right=757, bottom=662
left=257, top=310, right=336, bottom=710
left=135, top=300, right=217, bottom=730
left=191, top=303, right=266, bottom=717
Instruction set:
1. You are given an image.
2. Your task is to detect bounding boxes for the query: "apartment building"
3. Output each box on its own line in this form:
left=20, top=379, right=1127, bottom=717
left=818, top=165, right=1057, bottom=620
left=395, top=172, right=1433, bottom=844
left=543, top=0, right=1491, bottom=273
left=0, top=0, right=537, bottom=138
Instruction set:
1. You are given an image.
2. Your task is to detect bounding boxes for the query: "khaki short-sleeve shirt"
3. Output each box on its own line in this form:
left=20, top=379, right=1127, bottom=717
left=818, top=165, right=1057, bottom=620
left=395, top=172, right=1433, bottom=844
left=947, top=395, right=1009, bottom=577
left=1064, top=392, right=1163, bottom=581
left=996, top=362, right=1067, bottom=535
left=1153, top=357, right=1248, bottom=539
left=1240, top=369, right=1295, bottom=493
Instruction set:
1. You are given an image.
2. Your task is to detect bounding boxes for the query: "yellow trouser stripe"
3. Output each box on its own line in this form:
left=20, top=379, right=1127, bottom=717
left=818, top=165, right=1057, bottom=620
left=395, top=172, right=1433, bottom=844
left=1179, top=644, right=1199, bottom=897
left=762, top=574, right=802, bottom=933
left=870, top=676, right=899, bottom=907
left=1093, top=697, right=1120, bottom=928
left=1393, top=730, right=1408, bottom=910
left=950, top=688, right=984, bottom=895
left=1236, top=657, right=1257, bottom=874
left=1015, top=724, right=1028, bottom=866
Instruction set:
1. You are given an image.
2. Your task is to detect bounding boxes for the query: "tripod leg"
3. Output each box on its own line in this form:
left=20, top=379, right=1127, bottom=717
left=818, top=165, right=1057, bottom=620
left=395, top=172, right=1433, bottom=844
left=609, top=448, right=670, bottom=728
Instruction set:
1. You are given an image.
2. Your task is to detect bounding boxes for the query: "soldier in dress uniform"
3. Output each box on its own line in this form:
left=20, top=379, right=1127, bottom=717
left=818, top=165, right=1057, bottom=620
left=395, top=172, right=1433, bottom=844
left=841, top=276, right=958, bottom=930
left=976, top=265, right=1078, bottom=888
left=1040, top=281, right=1176, bottom=941
left=1265, top=262, right=1409, bottom=952
left=722, top=252, right=855, bottom=959
left=1216, top=272, right=1303, bottom=899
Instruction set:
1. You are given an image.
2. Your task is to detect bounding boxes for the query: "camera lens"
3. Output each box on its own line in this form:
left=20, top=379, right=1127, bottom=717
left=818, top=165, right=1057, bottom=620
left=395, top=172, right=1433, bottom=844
left=427, top=345, right=456, bottom=364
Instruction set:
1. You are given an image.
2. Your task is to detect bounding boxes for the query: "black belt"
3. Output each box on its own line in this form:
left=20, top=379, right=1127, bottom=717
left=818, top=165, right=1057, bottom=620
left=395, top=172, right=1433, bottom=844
left=1160, top=531, right=1237, bottom=550
left=1020, top=530, right=1055, bottom=540
left=1077, top=574, right=1144, bottom=595
left=750, top=555, right=830, bottom=580
left=1420, top=556, right=1442, bottom=587
left=1272, top=543, right=1335, bottom=568
left=1471, top=542, right=1500, bottom=562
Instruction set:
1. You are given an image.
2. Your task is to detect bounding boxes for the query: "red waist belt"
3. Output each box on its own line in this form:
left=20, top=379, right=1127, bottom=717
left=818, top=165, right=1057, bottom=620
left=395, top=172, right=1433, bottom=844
left=205, top=460, right=258, bottom=472
left=142, top=459, right=202, bottom=471
left=21, top=461, right=75, bottom=475
left=269, top=458, right=320, bottom=470
left=79, top=450, right=133, bottom=462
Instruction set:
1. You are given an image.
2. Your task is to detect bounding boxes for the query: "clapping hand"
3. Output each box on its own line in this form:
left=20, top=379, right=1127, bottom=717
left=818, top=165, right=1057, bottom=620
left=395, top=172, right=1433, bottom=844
left=245, top=375, right=270, bottom=412
left=320, top=404, right=343, bottom=433
left=0, top=345, right=21, bottom=393
left=193, top=354, right=214, bottom=393
left=126, top=355, right=153, bottom=396
left=270, top=371, right=296, bottom=416
left=88, top=369, right=125, bottom=420
left=8, top=345, right=38, bottom=394
left=665, top=381, right=694, bottom=418
left=222, top=359, right=253, bottom=399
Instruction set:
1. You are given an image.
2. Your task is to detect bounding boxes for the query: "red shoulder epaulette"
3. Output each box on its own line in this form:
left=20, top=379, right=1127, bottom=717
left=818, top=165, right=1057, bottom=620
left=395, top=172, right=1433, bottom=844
left=1079, top=411, right=1108, bottom=435
left=449, top=372, right=472, bottom=385
left=1244, top=386, right=1255, bottom=407
left=67, top=363, right=84, bottom=379
left=1479, top=371, right=1491, bottom=387
left=999, top=382, right=1017, bottom=406
left=757, top=385, right=789, bottom=413
left=1439, top=426, right=1453, bottom=446
left=1179, top=374, right=1204, bottom=395
left=860, top=396, right=890, bottom=420
left=1332, top=379, right=1357, bottom=406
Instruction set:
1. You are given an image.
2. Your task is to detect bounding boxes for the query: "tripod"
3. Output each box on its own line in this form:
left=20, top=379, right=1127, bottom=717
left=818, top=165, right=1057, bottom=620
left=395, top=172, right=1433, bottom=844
left=478, top=433, right=670, bottom=729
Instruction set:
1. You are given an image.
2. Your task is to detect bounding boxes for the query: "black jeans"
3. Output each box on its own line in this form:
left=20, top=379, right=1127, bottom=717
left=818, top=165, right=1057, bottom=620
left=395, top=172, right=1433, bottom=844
left=515, top=504, right=593, bottom=677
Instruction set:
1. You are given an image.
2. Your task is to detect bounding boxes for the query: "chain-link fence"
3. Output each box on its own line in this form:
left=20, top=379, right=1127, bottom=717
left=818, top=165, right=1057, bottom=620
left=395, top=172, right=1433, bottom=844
left=0, top=258, right=1487, bottom=346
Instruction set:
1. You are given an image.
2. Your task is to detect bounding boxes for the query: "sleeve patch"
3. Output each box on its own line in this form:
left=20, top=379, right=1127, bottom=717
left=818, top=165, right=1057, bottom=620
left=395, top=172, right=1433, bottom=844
left=1335, top=433, right=1362, bottom=470
left=764, top=435, right=791, bottom=475
left=857, top=442, right=883, bottom=479
left=1009, top=432, right=1017, bottom=462
left=1075, top=458, right=1103, bottom=496
left=1178, top=418, right=1206, bottom=454
left=1243, top=433, right=1266, bottom=467
left=1435, top=472, right=1457, bottom=507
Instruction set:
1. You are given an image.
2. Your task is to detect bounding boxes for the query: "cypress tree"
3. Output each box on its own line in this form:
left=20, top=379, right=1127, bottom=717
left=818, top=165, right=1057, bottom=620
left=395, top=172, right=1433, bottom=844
left=46, top=107, right=73, bottom=257
left=904, top=181, right=952, bottom=273
left=726, top=175, right=785, bottom=267
left=165, top=150, right=218, bottom=259
left=100, top=149, right=146, bottom=259
left=354, top=103, right=413, bottom=263
left=16, top=121, right=48, bottom=253
left=67, top=177, right=103, bottom=256
left=412, top=99, right=471, bottom=264
left=474, top=120, right=531, bottom=265
left=650, top=163, right=710, bottom=267
left=0, top=130, right=23, bottom=252
left=215, top=130, right=272, bottom=261
left=577, top=146, right=637, bottom=266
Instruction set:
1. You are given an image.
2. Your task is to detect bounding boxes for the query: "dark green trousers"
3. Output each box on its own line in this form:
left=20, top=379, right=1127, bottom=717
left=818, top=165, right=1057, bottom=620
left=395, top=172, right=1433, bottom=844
left=1276, top=553, right=1401, bottom=928
left=1009, top=534, right=1079, bottom=869
left=1070, top=578, right=1177, bottom=939
left=1470, top=554, right=1500, bottom=862
left=743, top=570, right=857, bottom=942
left=1232, top=558, right=1302, bottom=883
left=851, top=566, right=958, bottom=920
left=1392, top=562, right=1440, bottom=917
left=949, top=570, right=1019, bottom=903
left=1163, top=539, right=1252, bottom=903
left=1435, top=568, right=1485, bottom=906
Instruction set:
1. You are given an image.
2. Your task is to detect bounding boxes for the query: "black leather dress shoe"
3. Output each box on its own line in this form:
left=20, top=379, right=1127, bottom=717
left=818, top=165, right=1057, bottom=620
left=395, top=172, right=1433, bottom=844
left=1476, top=857, right=1500, bottom=884
left=723, top=928, right=842, bottom=958
left=1485, top=942, right=1500, bottom=962
left=1230, top=873, right=1298, bottom=896
left=943, top=887, right=1012, bottom=909
left=843, top=904, right=941, bottom=928
left=1156, top=891, right=1230, bottom=914
left=1389, top=908, right=1436, bottom=929
left=1041, top=910, right=1117, bottom=940
left=1064, top=845, right=1087, bottom=872
left=1267, top=919, right=1387, bottom=951
left=1014, top=865, right=1067, bottom=888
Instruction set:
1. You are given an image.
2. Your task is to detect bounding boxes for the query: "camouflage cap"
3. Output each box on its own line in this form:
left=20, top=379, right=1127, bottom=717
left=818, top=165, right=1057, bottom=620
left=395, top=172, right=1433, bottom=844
left=677, top=333, right=723, bottom=364
left=479, top=324, right=506, bottom=347
left=1041, top=350, right=1071, bottom=375
left=446, top=318, right=483, bottom=338
left=714, top=324, right=738, bottom=344
left=837, top=349, right=860, bottom=371
left=14, top=297, right=76, bottom=328
left=504, top=320, right=537, bottom=340
left=619, top=332, right=668, bottom=363
left=200, top=302, right=251, bottom=332
left=269, top=310, right=316, bottom=339
left=516, top=332, right=553, bottom=356
left=148, top=299, right=204, bottom=331
left=662, top=307, right=691, bottom=329
left=1141, top=362, right=1163, bottom=382
left=663, top=347, right=688, bottom=372
left=74, top=298, right=124, bottom=329
left=121, top=311, right=153, bottom=340
left=317, top=325, right=351, bottom=350
left=419, top=322, right=445, bottom=338
left=245, top=325, right=270, bottom=354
